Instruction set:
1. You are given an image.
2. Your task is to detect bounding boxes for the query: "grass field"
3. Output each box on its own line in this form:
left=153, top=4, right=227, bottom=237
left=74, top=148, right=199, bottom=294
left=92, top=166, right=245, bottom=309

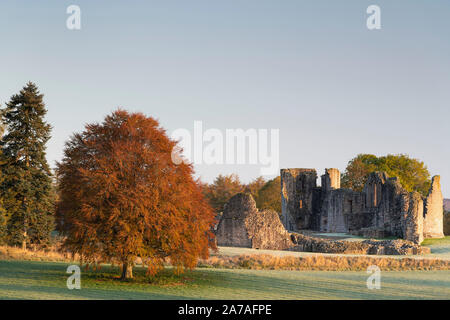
left=0, top=260, right=449, bottom=300
left=216, top=236, right=450, bottom=260
left=1, top=238, right=449, bottom=300
left=422, top=236, right=450, bottom=247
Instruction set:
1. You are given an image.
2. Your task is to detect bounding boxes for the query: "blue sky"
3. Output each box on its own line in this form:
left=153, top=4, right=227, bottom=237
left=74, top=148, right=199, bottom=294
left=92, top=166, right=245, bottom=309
left=0, top=0, right=449, bottom=197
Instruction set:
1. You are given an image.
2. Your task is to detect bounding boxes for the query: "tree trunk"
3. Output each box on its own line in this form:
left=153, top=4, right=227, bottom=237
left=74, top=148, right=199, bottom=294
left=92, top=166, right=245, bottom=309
left=22, top=158, right=30, bottom=251
left=22, top=230, right=27, bottom=250
left=121, top=263, right=133, bottom=280
left=23, top=190, right=28, bottom=251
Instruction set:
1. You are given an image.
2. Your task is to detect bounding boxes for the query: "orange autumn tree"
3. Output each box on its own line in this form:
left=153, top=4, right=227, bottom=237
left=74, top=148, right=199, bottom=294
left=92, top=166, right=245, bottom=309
left=56, top=110, right=216, bottom=279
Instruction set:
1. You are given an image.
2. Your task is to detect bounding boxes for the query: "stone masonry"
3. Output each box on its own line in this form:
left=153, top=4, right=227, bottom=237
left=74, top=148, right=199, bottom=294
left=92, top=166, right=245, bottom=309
left=281, top=169, right=318, bottom=231
left=215, top=193, right=430, bottom=255
left=423, top=176, right=445, bottom=238
left=280, top=168, right=444, bottom=244
left=215, top=193, right=293, bottom=250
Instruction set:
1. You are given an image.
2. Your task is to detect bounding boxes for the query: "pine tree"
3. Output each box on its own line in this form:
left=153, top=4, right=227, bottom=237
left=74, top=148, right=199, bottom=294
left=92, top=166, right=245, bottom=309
left=0, top=82, right=54, bottom=248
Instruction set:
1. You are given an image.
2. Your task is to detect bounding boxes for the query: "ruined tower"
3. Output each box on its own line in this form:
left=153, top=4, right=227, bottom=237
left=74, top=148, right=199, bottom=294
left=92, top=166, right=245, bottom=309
left=404, top=192, right=424, bottom=244
left=321, top=168, right=341, bottom=191
left=281, top=166, right=443, bottom=243
left=423, top=176, right=444, bottom=238
left=280, top=169, right=317, bottom=231
left=215, top=193, right=293, bottom=250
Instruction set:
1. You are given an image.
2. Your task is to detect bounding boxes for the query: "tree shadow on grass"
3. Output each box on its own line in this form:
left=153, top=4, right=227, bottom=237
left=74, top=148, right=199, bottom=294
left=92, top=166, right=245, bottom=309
left=0, top=282, right=190, bottom=300
left=0, top=260, right=208, bottom=300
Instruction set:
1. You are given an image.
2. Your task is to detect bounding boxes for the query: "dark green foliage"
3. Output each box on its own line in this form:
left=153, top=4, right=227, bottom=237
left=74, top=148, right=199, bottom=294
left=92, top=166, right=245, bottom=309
left=0, top=82, right=54, bottom=247
left=341, top=154, right=431, bottom=196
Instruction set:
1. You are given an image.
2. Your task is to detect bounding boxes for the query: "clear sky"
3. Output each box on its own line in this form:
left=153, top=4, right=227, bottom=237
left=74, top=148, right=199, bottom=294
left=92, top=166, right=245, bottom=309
left=0, top=0, right=449, bottom=197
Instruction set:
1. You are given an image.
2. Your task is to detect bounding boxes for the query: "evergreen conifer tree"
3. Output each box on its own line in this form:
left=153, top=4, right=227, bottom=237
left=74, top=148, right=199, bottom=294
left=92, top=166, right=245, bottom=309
left=0, top=82, right=54, bottom=248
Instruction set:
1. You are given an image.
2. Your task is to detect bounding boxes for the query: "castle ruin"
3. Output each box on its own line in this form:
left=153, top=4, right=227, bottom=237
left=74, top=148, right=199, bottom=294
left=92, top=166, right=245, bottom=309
left=215, top=192, right=431, bottom=255
left=215, top=193, right=293, bottom=250
left=281, top=168, right=444, bottom=244
left=215, top=168, right=443, bottom=255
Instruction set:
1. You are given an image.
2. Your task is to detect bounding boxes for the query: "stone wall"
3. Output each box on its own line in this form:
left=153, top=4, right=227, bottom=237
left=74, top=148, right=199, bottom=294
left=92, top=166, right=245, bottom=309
left=216, top=193, right=293, bottom=250
left=318, top=171, right=407, bottom=236
left=321, top=188, right=368, bottom=233
left=321, top=168, right=341, bottom=191
left=423, top=176, right=444, bottom=238
left=363, top=173, right=409, bottom=238
left=280, top=169, right=317, bottom=231
left=216, top=193, right=430, bottom=255
left=290, top=233, right=430, bottom=255
left=281, top=167, right=444, bottom=243
left=215, top=193, right=254, bottom=248
left=403, top=192, right=424, bottom=244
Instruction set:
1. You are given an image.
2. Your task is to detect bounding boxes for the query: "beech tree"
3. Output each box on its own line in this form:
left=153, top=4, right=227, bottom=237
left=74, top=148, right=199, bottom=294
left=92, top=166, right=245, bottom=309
left=56, top=110, right=216, bottom=279
left=0, top=82, right=54, bottom=248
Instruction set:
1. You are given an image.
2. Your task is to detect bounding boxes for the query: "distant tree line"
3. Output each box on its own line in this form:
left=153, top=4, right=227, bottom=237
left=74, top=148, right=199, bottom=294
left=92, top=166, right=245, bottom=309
left=202, top=174, right=282, bottom=218
left=202, top=154, right=433, bottom=218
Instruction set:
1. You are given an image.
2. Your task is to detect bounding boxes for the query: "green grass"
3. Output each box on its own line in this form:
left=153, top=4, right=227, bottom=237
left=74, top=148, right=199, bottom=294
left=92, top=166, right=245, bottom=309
left=0, top=260, right=449, bottom=300
left=422, top=236, right=450, bottom=246
left=420, top=237, right=450, bottom=259
left=313, top=232, right=397, bottom=241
